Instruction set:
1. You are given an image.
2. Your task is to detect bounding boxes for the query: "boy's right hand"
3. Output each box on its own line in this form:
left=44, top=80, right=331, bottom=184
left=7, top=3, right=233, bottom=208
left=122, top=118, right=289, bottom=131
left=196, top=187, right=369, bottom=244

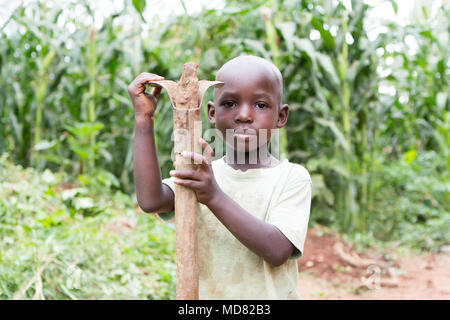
left=127, top=73, right=165, bottom=117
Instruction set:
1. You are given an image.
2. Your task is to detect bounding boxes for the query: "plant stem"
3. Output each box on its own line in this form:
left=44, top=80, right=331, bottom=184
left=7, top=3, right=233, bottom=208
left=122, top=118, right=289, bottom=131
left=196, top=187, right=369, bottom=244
left=87, top=28, right=97, bottom=172
left=33, top=49, right=56, bottom=168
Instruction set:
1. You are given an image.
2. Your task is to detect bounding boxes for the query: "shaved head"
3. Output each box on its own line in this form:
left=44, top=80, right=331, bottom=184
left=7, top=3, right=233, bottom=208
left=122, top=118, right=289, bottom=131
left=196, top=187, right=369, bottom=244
left=215, top=55, right=283, bottom=104
left=207, top=55, right=290, bottom=154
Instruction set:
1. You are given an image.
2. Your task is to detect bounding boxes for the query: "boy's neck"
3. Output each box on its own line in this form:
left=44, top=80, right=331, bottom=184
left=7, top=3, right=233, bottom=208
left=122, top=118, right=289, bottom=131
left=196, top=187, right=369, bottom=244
left=224, top=145, right=279, bottom=171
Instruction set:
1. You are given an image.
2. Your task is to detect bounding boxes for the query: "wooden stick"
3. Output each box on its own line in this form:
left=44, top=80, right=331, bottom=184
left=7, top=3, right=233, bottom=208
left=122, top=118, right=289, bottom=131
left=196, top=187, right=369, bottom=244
left=148, top=62, right=223, bottom=300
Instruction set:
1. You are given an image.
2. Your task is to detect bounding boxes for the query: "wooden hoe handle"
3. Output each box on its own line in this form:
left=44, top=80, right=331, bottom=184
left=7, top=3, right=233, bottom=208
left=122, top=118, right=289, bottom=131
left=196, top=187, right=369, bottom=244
left=148, top=63, right=223, bottom=300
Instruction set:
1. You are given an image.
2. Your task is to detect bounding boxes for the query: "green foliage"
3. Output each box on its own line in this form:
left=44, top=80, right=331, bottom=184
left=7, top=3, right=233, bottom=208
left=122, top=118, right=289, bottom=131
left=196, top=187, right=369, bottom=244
left=0, top=1, right=138, bottom=188
left=65, top=122, right=107, bottom=173
left=371, top=151, right=449, bottom=251
left=0, top=0, right=448, bottom=250
left=341, top=150, right=449, bottom=252
left=377, top=4, right=450, bottom=170
left=0, top=154, right=176, bottom=299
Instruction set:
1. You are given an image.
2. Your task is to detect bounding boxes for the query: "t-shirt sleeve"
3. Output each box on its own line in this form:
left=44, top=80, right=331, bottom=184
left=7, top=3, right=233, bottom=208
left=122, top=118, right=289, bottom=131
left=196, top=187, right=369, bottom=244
left=266, top=165, right=312, bottom=259
left=159, top=176, right=176, bottom=222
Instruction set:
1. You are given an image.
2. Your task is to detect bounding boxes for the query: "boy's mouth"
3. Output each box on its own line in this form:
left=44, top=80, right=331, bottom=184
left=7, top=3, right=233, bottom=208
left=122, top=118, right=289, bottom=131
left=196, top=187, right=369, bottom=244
left=231, top=129, right=257, bottom=141
left=233, top=128, right=257, bottom=134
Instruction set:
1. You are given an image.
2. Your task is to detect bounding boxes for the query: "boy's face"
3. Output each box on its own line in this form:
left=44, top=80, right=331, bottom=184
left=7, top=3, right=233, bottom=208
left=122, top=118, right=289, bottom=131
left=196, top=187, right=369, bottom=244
left=207, top=60, right=289, bottom=152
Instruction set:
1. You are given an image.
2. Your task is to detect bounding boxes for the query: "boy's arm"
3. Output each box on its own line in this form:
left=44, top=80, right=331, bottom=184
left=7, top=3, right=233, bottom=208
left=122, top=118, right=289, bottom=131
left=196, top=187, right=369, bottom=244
left=171, top=140, right=294, bottom=267
left=206, top=190, right=294, bottom=267
left=128, top=73, right=174, bottom=213
left=134, top=116, right=174, bottom=213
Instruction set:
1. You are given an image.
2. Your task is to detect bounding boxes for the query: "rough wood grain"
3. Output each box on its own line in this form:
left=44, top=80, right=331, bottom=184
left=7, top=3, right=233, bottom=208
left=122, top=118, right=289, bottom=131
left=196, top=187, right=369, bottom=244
left=148, top=63, right=223, bottom=300
left=174, top=62, right=200, bottom=300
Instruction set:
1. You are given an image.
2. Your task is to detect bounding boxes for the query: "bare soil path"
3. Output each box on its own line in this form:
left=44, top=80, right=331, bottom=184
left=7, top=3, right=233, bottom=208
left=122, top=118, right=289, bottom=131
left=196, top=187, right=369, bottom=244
left=297, top=226, right=450, bottom=300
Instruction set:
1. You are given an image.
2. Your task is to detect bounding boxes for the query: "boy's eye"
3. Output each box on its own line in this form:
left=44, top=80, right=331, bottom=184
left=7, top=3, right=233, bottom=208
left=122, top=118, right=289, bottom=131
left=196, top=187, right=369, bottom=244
left=256, top=102, right=267, bottom=109
left=222, top=101, right=236, bottom=108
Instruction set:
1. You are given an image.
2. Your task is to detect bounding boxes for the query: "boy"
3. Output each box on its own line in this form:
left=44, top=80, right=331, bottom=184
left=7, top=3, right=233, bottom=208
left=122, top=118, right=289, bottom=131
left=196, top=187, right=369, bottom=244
left=127, top=55, right=312, bottom=299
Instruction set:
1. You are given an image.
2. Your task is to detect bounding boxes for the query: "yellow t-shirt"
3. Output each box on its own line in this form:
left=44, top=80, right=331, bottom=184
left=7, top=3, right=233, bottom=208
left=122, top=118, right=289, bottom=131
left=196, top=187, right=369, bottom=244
left=160, top=156, right=312, bottom=300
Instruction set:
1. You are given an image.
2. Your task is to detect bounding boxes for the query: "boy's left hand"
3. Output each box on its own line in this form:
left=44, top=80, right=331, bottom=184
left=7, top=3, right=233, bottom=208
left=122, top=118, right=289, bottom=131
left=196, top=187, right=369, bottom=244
left=170, top=138, right=222, bottom=206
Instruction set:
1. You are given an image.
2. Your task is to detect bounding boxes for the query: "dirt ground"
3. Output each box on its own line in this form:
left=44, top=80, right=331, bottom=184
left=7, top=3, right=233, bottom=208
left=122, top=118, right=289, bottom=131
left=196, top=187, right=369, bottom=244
left=297, top=225, right=450, bottom=300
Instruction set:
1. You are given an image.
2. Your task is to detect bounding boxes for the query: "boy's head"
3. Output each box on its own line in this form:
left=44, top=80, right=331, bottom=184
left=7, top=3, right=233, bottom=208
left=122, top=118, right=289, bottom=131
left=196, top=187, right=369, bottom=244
left=207, top=55, right=289, bottom=152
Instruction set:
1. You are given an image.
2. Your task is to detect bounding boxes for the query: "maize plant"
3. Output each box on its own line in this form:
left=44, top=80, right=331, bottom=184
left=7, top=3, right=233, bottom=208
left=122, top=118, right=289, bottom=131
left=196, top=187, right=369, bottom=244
left=0, top=0, right=448, bottom=235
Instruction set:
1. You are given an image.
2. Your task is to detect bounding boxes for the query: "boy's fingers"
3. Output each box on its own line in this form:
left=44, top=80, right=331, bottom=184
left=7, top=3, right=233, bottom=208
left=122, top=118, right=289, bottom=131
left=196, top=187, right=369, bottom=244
left=134, top=73, right=164, bottom=85
left=151, top=86, right=162, bottom=99
left=199, top=138, right=214, bottom=164
left=134, top=73, right=164, bottom=88
left=179, top=138, right=215, bottom=166
left=129, top=74, right=164, bottom=95
left=170, top=169, right=200, bottom=180
left=180, top=151, right=205, bottom=165
left=173, top=178, right=200, bottom=189
left=138, top=72, right=164, bottom=82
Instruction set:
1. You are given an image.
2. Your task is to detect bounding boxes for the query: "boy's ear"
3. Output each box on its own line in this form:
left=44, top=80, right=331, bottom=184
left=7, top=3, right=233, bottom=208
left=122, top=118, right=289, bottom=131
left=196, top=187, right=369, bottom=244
left=207, top=101, right=216, bottom=125
left=277, top=104, right=289, bottom=128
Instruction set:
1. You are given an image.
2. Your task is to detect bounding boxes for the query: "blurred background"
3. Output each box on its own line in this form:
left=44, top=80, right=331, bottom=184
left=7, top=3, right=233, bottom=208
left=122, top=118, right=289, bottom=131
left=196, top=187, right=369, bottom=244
left=0, top=0, right=448, bottom=299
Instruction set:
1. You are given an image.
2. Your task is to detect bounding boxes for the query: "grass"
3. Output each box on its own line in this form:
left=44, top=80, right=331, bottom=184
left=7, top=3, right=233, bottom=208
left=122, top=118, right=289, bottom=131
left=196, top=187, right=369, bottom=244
left=1, top=0, right=448, bottom=235
left=0, top=153, right=176, bottom=299
left=0, top=145, right=448, bottom=299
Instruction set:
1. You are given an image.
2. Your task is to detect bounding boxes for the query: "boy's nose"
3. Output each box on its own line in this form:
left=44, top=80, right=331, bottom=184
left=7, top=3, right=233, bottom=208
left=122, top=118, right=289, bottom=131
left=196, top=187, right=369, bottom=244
left=235, top=104, right=253, bottom=123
